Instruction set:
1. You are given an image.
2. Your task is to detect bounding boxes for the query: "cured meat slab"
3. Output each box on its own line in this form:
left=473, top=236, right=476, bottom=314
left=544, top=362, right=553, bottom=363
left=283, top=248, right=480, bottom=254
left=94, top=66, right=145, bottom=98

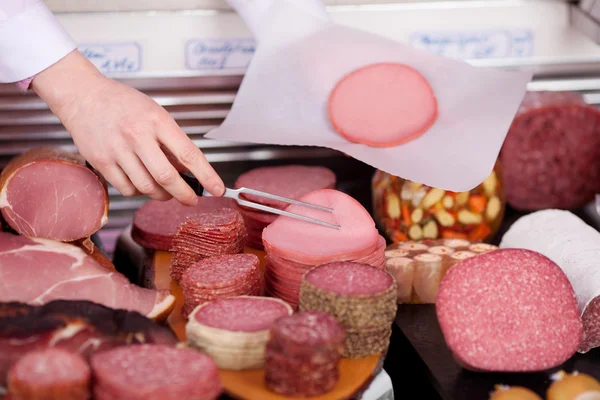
left=132, top=196, right=235, bottom=251
left=6, top=348, right=91, bottom=400
left=328, top=63, right=437, bottom=148
left=91, top=344, right=222, bottom=400
left=264, top=311, right=345, bottom=397
left=0, top=232, right=174, bottom=320
left=299, top=262, right=397, bottom=358
left=500, top=91, right=600, bottom=211
left=384, top=239, right=498, bottom=304
left=500, top=210, right=600, bottom=353
left=436, top=249, right=582, bottom=372
left=186, top=296, right=293, bottom=370
left=0, top=299, right=178, bottom=386
left=0, top=148, right=108, bottom=242
left=234, top=165, right=336, bottom=250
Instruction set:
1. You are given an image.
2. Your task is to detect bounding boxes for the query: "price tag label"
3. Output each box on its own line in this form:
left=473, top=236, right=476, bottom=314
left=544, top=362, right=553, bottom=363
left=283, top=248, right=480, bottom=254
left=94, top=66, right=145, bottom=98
left=79, top=42, right=142, bottom=74
left=185, top=38, right=256, bottom=70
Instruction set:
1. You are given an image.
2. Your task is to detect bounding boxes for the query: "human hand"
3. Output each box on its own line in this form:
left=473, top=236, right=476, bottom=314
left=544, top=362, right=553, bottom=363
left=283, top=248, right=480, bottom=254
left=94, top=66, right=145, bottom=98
left=31, top=50, right=224, bottom=206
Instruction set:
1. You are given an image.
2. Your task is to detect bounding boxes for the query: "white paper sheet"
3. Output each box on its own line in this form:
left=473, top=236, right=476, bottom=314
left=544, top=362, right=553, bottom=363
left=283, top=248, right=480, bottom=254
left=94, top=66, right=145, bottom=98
left=207, top=0, right=533, bottom=192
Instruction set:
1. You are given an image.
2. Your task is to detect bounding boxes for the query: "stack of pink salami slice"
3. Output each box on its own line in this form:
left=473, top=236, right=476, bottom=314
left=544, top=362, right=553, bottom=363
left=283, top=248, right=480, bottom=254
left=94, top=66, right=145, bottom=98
left=262, top=189, right=384, bottom=308
left=234, top=165, right=336, bottom=250
left=170, top=208, right=247, bottom=282
left=180, top=254, right=262, bottom=318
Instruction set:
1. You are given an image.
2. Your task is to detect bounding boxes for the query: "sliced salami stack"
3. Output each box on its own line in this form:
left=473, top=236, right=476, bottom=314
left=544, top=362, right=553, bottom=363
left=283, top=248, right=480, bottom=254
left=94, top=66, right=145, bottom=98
left=384, top=239, right=498, bottom=304
left=299, top=262, right=397, bottom=358
left=234, top=165, right=336, bottom=249
left=180, top=254, right=262, bottom=318
left=186, top=296, right=293, bottom=370
left=169, top=208, right=246, bottom=282
left=132, top=196, right=235, bottom=251
left=262, top=189, right=382, bottom=307
left=91, top=344, right=222, bottom=400
left=264, top=311, right=345, bottom=397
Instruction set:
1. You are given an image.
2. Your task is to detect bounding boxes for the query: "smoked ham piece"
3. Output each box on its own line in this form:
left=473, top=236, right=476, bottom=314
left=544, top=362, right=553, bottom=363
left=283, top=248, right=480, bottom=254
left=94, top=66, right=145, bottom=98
left=0, top=148, right=108, bottom=242
left=0, top=232, right=174, bottom=320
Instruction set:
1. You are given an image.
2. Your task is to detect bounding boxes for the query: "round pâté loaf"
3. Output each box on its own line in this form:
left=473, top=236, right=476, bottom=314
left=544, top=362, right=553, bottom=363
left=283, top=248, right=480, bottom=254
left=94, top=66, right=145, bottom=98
left=546, top=370, right=600, bottom=400
left=385, top=238, right=498, bottom=304
left=372, top=164, right=504, bottom=243
left=180, top=253, right=262, bottom=318
left=7, top=348, right=91, bottom=400
left=488, top=385, right=542, bottom=400
left=264, top=311, right=345, bottom=397
left=436, top=248, right=583, bottom=372
left=186, top=296, right=293, bottom=370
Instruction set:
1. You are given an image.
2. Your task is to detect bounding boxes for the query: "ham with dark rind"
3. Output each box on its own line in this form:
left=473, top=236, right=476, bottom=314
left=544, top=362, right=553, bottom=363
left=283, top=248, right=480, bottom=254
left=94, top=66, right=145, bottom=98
left=7, top=348, right=91, bottom=400
left=132, top=196, right=235, bottom=251
left=91, top=344, right=222, bottom=400
left=264, top=311, right=344, bottom=397
left=0, top=148, right=109, bottom=242
left=499, top=91, right=600, bottom=211
left=0, top=299, right=178, bottom=386
left=328, top=63, right=437, bottom=148
left=0, top=232, right=174, bottom=320
left=436, top=248, right=582, bottom=372
left=500, top=210, right=600, bottom=353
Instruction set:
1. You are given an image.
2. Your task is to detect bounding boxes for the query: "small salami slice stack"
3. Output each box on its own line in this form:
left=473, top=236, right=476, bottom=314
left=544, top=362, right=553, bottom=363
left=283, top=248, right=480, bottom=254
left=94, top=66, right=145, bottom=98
left=235, top=165, right=336, bottom=250
left=170, top=208, right=247, bottom=282
left=7, top=349, right=91, bottom=400
left=264, top=311, right=345, bottom=397
left=180, top=254, right=262, bottom=318
left=384, top=239, right=498, bottom=304
left=91, top=344, right=222, bottom=400
left=299, top=262, right=397, bottom=358
left=262, top=189, right=383, bottom=307
left=436, top=249, right=582, bottom=372
left=132, top=196, right=235, bottom=251
left=186, top=296, right=293, bottom=370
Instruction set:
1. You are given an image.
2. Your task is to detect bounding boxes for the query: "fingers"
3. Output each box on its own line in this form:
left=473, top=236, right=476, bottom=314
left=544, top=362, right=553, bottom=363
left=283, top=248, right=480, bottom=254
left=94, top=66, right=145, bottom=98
left=162, top=145, right=188, bottom=173
left=136, top=141, right=198, bottom=206
left=96, top=164, right=141, bottom=197
left=117, top=152, right=173, bottom=202
left=157, top=122, right=225, bottom=197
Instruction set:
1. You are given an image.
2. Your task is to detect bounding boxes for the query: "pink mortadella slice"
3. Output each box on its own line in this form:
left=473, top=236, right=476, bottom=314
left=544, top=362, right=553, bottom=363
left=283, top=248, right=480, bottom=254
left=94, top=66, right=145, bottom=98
left=328, top=63, right=438, bottom=148
left=262, top=189, right=379, bottom=265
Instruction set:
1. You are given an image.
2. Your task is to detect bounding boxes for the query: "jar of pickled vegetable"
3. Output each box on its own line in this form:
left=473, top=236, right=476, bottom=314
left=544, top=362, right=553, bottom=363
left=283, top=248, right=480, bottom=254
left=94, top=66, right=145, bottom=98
left=372, top=164, right=505, bottom=243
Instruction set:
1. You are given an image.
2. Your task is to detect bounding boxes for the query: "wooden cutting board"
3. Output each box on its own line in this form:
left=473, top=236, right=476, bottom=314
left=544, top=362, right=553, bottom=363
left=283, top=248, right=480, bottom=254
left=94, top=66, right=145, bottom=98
left=149, top=249, right=382, bottom=400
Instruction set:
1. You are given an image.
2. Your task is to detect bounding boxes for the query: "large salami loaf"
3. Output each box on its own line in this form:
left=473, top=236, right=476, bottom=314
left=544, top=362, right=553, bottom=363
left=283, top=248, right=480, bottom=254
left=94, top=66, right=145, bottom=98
left=264, top=311, right=345, bottom=397
left=499, top=91, right=600, bottom=211
left=385, top=239, right=498, bottom=304
left=7, top=349, right=91, bottom=400
left=91, top=344, right=221, bottom=400
left=186, top=296, right=293, bottom=370
left=436, top=249, right=582, bottom=371
left=298, top=262, right=397, bottom=358
left=500, top=209, right=600, bottom=353
left=0, top=148, right=108, bottom=242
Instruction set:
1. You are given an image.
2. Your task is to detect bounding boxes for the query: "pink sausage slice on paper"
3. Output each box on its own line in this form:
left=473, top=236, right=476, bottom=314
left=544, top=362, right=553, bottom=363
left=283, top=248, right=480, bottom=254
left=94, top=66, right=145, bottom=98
left=328, top=63, right=437, bottom=148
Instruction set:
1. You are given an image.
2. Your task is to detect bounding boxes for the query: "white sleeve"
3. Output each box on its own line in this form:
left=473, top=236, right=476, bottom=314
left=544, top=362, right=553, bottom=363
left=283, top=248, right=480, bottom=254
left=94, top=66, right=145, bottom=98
left=0, top=0, right=77, bottom=83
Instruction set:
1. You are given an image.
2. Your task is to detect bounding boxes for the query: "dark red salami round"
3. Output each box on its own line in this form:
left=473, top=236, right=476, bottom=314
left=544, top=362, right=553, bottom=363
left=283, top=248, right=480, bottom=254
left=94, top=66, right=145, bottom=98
left=304, top=261, right=394, bottom=296
left=132, top=197, right=235, bottom=250
left=436, top=248, right=582, bottom=372
left=7, top=348, right=91, bottom=400
left=91, top=344, right=221, bottom=400
left=500, top=91, right=600, bottom=211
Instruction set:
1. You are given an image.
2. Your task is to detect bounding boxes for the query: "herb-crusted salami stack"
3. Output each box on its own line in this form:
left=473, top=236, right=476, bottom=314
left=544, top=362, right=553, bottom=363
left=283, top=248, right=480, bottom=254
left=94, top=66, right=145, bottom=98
left=169, top=208, right=247, bottom=282
left=264, top=311, right=345, bottom=397
left=299, top=262, right=397, bottom=358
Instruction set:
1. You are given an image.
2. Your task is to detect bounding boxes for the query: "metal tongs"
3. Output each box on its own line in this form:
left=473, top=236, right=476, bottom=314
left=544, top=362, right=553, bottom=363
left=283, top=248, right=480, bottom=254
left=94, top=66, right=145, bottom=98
left=180, top=172, right=339, bottom=229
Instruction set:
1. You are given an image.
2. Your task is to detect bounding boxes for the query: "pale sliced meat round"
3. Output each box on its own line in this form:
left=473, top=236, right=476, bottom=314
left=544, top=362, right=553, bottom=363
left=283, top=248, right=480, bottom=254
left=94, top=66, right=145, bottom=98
left=262, top=189, right=379, bottom=265
left=328, top=63, right=437, bottom=148
left=0, top=148, right=108, bottom=242
left=7, top=348, right=91, bottom=400
left=436, top=248, right=582, bottom=372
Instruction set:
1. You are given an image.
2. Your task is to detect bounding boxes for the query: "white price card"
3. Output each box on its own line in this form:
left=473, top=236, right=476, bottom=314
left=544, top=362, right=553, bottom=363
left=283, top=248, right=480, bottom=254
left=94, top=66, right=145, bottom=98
left=185, top=38, right=256, bottom=70
left=409, top=29, right=534, bottom=59
left=78, top=42, right=142, bottom=74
